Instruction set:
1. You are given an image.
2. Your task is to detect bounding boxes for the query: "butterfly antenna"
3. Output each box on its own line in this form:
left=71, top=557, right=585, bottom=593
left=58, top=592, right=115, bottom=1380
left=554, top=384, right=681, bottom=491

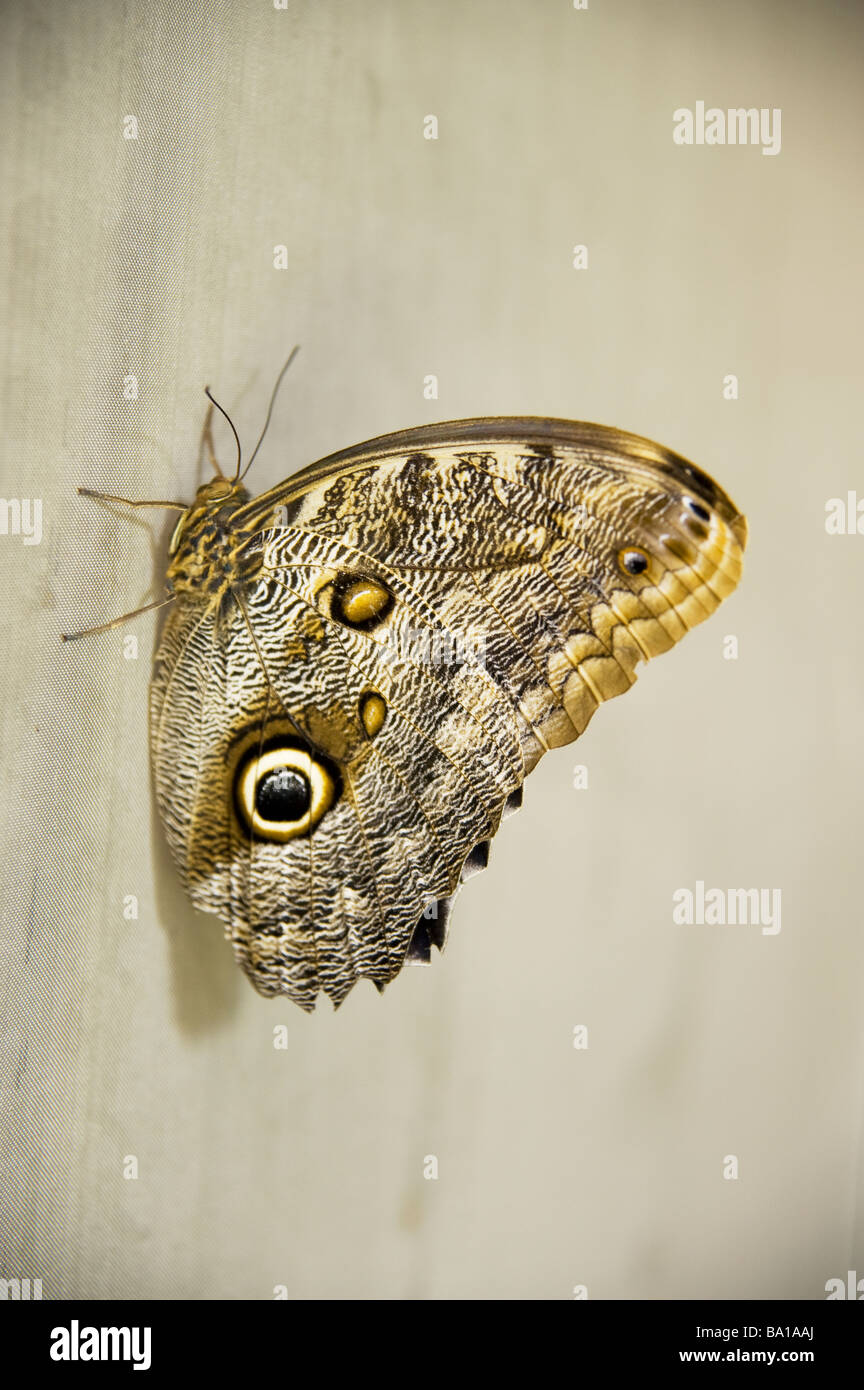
left=198, top=402, right=227, bottom=480
left=205, top=386, right=243, bottom=483
left=239, top=346, right=300, bottom=484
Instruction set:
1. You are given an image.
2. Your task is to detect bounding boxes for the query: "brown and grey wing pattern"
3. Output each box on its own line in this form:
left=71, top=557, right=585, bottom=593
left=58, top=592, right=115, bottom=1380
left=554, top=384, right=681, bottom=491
left=259, top=425, right=747, bottom=773
left=152, top=527, right=525, bottom=1010
left=152, top=420, right=746, bottom=1010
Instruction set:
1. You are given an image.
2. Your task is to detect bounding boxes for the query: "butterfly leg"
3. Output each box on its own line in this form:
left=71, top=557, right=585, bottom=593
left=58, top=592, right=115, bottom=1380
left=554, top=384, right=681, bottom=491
left=61, top=593, right=175, bottom=641
left=63, top=488, right=186, bottom=641
left=77, top=488, right=186, bottom=510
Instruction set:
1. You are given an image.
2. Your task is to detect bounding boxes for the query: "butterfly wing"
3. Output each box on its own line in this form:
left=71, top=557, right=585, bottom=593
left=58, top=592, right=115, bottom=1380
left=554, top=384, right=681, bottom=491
left=151, top=420, right=746, bottom=1010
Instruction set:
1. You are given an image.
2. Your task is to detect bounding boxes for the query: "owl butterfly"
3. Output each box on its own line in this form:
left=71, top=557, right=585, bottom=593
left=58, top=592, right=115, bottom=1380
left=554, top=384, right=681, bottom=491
left=69, top=364, right=746, bottom=1011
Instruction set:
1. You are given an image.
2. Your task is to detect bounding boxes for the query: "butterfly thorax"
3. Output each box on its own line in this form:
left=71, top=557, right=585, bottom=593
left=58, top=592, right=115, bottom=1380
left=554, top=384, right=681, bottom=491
left=166, top=480, right=260, bottom=603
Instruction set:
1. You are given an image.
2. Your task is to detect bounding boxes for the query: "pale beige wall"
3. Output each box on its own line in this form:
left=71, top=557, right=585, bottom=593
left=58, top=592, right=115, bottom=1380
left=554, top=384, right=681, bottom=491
left=1, top=0, right=862, bottom=1299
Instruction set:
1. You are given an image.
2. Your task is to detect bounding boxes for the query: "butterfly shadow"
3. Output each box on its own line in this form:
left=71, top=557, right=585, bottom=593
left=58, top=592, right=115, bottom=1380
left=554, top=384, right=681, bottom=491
left=150, top=789, right=246, bottom=1034
left=143, top=498, right=246, bottom=1035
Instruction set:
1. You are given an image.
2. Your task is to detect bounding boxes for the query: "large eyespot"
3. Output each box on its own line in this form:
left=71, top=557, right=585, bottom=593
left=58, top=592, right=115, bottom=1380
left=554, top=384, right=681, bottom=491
left=331, top=575, right=394, bottom=630
left=235, top=745, right=338, bottom=842
left=618, top=546, right=650, bottom=576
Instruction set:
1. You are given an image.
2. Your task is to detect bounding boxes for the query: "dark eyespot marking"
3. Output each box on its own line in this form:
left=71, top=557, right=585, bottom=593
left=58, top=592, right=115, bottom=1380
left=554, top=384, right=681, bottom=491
left=332, top=574, right=394, bottom=630
left=234, top=742, right=339, bottom=842
left=255, top=767, right=310, bottom=822
left=618, top=546, right=650, bottom=576
left=685, top=498, right=711, bottom=522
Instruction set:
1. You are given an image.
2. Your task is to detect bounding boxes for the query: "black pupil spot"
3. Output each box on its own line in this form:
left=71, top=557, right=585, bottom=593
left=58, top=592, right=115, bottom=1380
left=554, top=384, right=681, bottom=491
left=255, top=767, right=310, bottom=822
left=624, top=551, right=648, bottom=574
left=686, top=499, right=711, bottom=522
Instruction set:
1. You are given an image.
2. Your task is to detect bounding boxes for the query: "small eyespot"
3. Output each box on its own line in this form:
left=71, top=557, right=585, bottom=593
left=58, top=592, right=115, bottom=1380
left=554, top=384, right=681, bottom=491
left=235, top=745, right=338, bottom=842
left=359, top=691, right=387, bottom=738
left=618, top=546, right=650, bottom=576
left=332, top=575, right=394, bottom=630
left=685, top=498, right=711, bottom=523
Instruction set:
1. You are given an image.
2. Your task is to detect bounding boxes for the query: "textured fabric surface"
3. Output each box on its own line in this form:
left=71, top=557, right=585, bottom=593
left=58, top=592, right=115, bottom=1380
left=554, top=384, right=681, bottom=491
left=1, top=0, right=862, bottom=1298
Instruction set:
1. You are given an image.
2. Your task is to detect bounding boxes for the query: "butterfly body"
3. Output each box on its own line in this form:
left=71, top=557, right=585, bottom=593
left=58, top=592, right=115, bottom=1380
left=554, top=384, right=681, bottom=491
left=165, top=481, right=256, bottom=603
left=147, top=418, right=746, bottom=1011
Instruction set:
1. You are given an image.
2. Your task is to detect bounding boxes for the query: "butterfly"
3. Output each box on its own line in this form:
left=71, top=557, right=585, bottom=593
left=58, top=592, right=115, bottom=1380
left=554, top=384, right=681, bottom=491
left=66, top=356, right=747, bottom=1011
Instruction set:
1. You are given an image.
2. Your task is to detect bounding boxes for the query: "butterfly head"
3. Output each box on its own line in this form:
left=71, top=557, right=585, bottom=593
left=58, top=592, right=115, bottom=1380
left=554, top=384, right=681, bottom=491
left=194, top=476, right=249, bottom=507
left=169, top=479, right=250, bottom=547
